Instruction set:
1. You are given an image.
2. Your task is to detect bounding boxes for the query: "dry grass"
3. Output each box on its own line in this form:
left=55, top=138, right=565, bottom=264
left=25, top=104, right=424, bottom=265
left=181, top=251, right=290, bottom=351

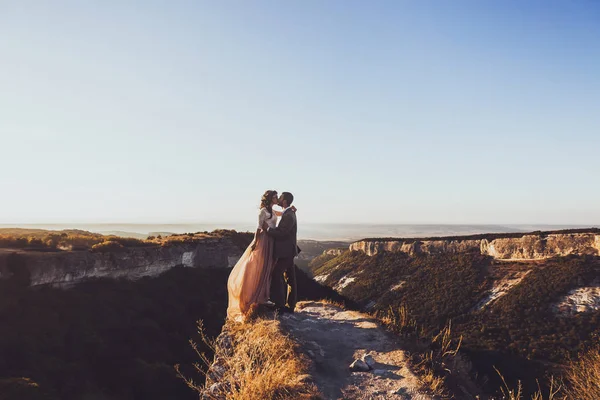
left=495, top=368, right=563, bottom=400
left=177, top=316, right=322, bottom=400
left=376, top=305, right=465, bottom=396
left=377, top=304, right=417, bottom=334
left=418, top=366, right=446, bottom=395
left=563, top=345, right=600, bottom=400
left=477, top=344, right=600, bottom=399
left=377, top=305, right=570, bottom=400
left=493, top=344, right=600, bottom=399
left=411, top=322, right=463, bottom=396
left=530, top=379, right=562, bottom=400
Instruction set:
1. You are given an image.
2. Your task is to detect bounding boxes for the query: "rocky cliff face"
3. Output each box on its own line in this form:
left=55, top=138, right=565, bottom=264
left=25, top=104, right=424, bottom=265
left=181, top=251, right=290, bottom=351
left=0, top=237, right=244, bottom=287
left=349, top=232, right=600, bottom=260
left=324, top=248, right=345, bottom=256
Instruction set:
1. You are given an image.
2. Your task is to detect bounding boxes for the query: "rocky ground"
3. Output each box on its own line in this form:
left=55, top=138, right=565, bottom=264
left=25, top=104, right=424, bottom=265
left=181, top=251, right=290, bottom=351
left=279, top=301, right=435, bottom=400
left=554, top=284, right=600, bottom=315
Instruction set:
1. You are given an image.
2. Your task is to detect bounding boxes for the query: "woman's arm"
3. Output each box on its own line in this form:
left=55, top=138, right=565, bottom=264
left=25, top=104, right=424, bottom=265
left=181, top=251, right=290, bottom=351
left=274, top=206, right=297, bottom=217
left=257, top=208, right=268, bottom=230
left=250, top=229, right=261, bottom=251
left=251, top=209, right=268, bottom=251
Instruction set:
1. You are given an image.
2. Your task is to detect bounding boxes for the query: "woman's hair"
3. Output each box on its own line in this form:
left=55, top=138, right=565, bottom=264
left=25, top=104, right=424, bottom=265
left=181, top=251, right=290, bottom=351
left=260, top=190, right=277, bottom=217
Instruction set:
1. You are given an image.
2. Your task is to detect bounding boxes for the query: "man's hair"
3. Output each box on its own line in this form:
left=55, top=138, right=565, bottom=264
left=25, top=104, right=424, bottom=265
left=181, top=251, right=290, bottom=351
left=282, top=192, right=294, bottom=206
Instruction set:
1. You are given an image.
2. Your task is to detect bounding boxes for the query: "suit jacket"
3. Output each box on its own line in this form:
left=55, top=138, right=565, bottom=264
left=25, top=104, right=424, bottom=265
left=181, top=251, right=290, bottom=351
left=267, top=208, right=298, bottom=259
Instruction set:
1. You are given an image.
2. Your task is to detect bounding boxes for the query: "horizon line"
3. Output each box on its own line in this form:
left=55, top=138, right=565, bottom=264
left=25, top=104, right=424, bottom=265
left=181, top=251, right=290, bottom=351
left=1, top=222, right=599, bottom=227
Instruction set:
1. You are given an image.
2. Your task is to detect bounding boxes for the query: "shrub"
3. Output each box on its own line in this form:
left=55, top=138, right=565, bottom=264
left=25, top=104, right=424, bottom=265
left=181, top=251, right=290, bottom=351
left=316, top=251, right=600, bottom=397
left=564, top=345, right=600, bottom=399
left=91, top=240, right=125, bottom=252
left=307, top=253, right=337, bottom=274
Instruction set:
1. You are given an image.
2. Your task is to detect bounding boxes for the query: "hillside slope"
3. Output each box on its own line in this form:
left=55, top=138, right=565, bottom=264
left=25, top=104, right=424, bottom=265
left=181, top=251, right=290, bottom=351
left=312, top=245, right=600, bottom=397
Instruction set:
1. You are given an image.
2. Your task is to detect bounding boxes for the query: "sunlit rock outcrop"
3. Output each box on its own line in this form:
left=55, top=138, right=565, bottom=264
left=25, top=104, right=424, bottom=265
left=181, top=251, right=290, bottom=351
left=474, top=271, right=531, bottom=311
left=554, top=285, right=600, bottom=315
left=0, top=237, right=245, bottom=287
left=350, top=232, right=600, bottom=261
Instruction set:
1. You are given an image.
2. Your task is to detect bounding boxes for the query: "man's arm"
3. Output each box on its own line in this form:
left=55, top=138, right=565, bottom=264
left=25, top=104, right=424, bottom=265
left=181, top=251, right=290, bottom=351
left=266, top=212, right=295, bottom=238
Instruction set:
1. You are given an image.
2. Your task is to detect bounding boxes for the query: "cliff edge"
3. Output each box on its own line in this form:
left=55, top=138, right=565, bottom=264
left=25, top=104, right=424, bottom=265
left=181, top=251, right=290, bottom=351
left=198, top=301, right=438, bottom=400
left=350, top=229, right=600, bottom=260
left=0, top=235, right=248, bottom=287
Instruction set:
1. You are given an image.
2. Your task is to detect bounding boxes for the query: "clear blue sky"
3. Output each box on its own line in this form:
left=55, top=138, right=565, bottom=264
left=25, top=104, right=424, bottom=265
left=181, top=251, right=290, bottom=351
left=1, top=1, right=599, bottom=225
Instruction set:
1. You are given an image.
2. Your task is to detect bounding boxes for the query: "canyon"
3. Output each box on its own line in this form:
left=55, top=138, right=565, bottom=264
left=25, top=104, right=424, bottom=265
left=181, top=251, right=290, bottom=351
left=3, top=227, right=600, bottom=398
left=309, top=229, right=600, bottom=398
left=0, top=234, right=345, bottom=288
left=4, top=229, right=598, bottom=289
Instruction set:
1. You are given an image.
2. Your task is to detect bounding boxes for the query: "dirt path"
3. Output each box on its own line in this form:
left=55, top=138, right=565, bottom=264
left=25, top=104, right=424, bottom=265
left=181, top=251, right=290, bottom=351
left=279, top=301, right=434, bottom=400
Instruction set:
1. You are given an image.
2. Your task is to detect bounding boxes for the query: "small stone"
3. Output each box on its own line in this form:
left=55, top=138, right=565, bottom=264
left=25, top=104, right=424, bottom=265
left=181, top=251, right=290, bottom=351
left=215, top=333, right=234, bottom=357
left=349, top=359, right=370, bottom=372
left=362, top=353, right=376, bottom=368
left=389, top=387, right=410, bottom=398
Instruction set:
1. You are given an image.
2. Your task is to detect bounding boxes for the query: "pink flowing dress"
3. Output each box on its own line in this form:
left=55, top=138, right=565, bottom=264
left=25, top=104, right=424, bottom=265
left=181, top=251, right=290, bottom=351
left=227, top=208, right=277, bottom=321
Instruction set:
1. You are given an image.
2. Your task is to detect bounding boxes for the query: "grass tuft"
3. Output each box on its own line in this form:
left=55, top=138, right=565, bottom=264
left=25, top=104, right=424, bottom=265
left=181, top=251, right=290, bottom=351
left=564, top=345, right=600, bottom=400
left=495, top=368, right=562, bottom=400
left=177, top=317, right=322, bottom=400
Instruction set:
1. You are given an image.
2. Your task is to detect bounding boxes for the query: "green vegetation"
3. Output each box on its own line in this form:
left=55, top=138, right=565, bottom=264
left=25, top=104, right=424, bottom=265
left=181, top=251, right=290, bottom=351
left=306, top=252, right=339, bottom=275
left=312, top=250, right=366, bottom=278
left=358, top=227, right=600, bottom=243
left=0, top=228, right=253, bottom=253
left=465, top=256, right=600, bottom=361
left=0, top=229, right=150, bottom=252
left=316, top=251, right=600, bottom=397
left=294, top=241, right=348, bottom=275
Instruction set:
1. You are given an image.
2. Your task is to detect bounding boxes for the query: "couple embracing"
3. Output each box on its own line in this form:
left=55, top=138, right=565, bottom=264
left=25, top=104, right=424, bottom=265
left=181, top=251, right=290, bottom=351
left=227, top=190, right=299, bottom=321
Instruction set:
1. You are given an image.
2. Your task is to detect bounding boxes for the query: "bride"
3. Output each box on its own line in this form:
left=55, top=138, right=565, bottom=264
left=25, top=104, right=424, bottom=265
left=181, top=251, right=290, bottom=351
left=227, top=190, right=294, bottom=321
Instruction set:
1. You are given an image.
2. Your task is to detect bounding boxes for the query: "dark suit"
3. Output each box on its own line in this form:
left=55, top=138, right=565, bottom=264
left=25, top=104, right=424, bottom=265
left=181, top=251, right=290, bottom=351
left=267, top=208, right=298, bottom=310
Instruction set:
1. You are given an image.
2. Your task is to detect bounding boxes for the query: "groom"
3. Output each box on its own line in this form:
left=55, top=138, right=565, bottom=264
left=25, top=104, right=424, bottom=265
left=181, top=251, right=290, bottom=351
left=267, top=191, right=298, bottom=313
